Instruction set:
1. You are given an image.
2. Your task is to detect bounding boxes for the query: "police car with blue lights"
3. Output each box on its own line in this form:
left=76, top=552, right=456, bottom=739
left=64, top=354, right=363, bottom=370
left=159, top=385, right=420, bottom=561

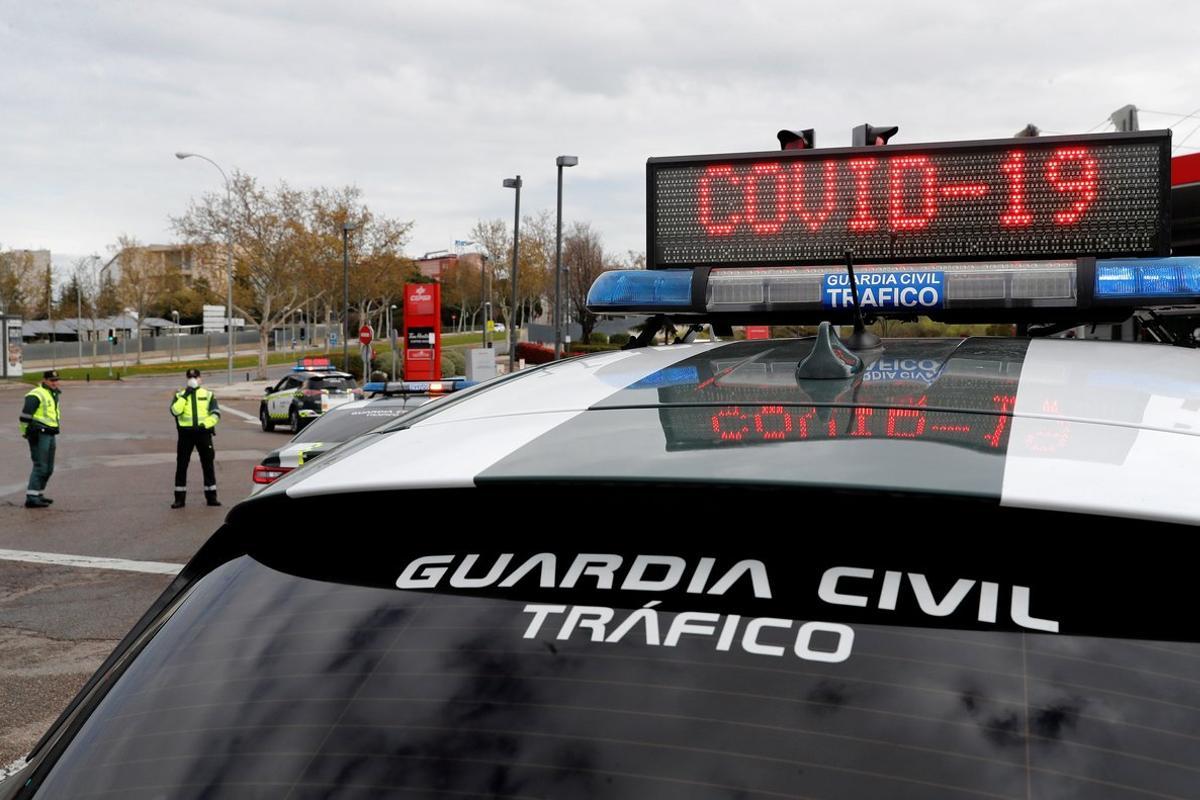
left=7, top=127, right=1200, bottom=800
left=252, top=379, right=474, bottom=485
left=258, top=357, right=361, bottom=432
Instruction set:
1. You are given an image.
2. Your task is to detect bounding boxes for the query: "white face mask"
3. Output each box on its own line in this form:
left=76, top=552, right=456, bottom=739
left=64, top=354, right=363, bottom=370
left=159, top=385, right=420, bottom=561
left=187, top=378, right=200, bottom=389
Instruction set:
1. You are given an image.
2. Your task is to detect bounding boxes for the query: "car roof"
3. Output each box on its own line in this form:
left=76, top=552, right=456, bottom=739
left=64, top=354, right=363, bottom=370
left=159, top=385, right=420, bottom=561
left=253, top=336, right=1200, bottom=525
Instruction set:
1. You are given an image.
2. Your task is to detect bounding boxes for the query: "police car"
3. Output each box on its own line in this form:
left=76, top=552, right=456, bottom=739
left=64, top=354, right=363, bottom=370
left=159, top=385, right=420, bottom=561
left=252, top=379, right=474, bottom=485
left=7, top=130, right=1200, bottom=799
left=258, top=357, right=361, bottom=432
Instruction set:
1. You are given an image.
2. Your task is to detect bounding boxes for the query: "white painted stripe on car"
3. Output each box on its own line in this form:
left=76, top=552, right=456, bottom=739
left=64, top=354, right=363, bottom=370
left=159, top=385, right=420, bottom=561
left=287, top=345, right=715, bottom=496
left=0, top=548, right=183, bottom=575
left=1002, top=420, right=1200, bottom=524
left=285, top=412, right=582, bottom=494
left=410, top=345, right=719, bottom=427
left=1011, top=338, right=1200, bottom=434
left=1001, top=339, right=1200, bottom=524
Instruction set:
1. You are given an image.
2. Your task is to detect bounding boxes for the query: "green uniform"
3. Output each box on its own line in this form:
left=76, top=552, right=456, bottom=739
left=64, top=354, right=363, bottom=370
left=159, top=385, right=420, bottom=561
left=20, top=384, right=61, bottom=503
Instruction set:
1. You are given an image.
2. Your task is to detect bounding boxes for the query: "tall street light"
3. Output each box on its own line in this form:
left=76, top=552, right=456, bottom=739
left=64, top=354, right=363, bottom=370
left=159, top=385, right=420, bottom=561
left=342, top=222, right=359, bottom=374
left=176, top=151, right=235, bottom=385
left=554, top=155, right=578, bottom=359
left=387, top=303, right=398, bottom=380
left=503, top=176, right=522, bottom=372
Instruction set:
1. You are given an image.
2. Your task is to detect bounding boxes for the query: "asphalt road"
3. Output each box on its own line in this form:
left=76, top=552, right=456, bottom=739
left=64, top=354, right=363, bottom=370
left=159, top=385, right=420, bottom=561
left=0, top=369, right=296, bottom=771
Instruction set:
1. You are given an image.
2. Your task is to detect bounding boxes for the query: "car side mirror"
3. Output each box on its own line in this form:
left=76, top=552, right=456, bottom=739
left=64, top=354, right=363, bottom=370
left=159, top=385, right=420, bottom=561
left=264, top=387, right=273, bottom=394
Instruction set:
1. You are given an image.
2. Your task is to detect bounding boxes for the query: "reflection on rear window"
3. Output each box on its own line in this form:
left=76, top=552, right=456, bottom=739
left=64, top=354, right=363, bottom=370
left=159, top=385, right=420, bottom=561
left=305, top=376, right=355, bottom=391
left=35, top=556, right=1200, bottom=799
left=292, top=407, right=410, bottom=443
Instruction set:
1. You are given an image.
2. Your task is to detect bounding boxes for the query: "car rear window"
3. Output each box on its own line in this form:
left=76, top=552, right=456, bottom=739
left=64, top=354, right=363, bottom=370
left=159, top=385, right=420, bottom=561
left=29, top=489, right=1199, bottom=800
left=292, top=405, right=414, bottom=443
left=305, top=375, right=356, bottom=391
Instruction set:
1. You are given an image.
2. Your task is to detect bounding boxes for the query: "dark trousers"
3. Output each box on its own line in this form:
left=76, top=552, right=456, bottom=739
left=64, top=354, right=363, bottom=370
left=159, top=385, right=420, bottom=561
left=175, top=427, right=216, bottom=492
left=26, top=433, right=56, bottom=497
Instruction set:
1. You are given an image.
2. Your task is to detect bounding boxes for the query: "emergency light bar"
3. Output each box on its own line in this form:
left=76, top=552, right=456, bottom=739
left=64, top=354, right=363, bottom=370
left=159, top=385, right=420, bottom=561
left=362, top=378, right=475, bottom=396
left=587, top=257, right=1200, bottom=322
left=293, top=357, right=339, bottom=372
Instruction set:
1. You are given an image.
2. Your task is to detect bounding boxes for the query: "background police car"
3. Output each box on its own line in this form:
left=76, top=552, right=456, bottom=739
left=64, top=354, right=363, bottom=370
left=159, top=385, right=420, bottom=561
left=259, top=365, right=358, bottom=432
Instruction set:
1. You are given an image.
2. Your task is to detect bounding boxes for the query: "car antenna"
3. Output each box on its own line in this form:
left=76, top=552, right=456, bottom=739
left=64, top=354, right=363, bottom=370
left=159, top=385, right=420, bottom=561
left=841, top=250, right=881, bottom=350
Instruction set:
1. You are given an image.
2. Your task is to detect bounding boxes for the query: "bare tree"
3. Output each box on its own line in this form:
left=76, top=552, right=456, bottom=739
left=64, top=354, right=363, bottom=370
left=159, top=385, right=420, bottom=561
left=563, top=222, right=613, bottom=343
left=111, top=236, right=169, bottom=363
left=69, top=256, right=102, bottom=363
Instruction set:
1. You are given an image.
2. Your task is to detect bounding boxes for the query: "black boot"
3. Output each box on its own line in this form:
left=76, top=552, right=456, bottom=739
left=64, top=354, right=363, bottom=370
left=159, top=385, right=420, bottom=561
left=25, top=496, right=50, bottom=509
left=171, top=491, right=186, bottom=509
left=205, top=490, right=221, bottom=507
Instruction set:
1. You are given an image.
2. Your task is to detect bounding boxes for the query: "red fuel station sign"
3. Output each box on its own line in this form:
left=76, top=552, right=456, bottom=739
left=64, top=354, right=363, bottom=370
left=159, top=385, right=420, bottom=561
left=403, top=282, right=441, bottom=380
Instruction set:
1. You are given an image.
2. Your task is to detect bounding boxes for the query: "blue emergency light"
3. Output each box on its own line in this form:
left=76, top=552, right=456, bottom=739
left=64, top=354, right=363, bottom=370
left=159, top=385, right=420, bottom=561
left=1094, top=258, right=1200, bottom=298
left=587, top=257, right=1200, bottom=319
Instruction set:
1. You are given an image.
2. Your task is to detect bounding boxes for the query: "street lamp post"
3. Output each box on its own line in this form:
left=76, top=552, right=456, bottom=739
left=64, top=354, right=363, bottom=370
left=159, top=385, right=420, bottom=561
left=76, top=277, right=83, bottom=369
left=175, top=152, right=235, bottom=384
left=554, top=156, right=578, bottom=359
left=480, top=254, right=490, bottom=349
left=342, top=222, right=358, bottom=374
left=171, top=309, right=180, bottom=362
left=503, top=176, right=522, bottom=372
left=388, top=303, right=398, bottom=380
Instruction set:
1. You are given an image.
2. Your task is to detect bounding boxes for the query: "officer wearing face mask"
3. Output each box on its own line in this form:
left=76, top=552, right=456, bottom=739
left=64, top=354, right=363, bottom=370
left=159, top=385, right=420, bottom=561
left=170, top=368, right=221, bottom=508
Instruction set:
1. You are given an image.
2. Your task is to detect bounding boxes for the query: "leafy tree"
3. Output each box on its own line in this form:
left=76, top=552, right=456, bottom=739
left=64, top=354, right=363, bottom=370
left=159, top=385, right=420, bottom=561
left=172, top=172, right=415, bottom=378
left=0, top=248, right=45, bottom=318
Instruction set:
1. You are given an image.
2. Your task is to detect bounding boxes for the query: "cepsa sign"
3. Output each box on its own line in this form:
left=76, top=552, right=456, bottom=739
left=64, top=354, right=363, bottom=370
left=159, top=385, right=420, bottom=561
left=403, top=282, right=441, bottom=381
left=648, top=131, right=1170, bottom=268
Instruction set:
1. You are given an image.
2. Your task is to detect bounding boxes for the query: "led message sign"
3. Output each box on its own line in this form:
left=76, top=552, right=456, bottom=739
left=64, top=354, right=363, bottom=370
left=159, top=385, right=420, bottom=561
left=648, top=132, right=1170, bottom=268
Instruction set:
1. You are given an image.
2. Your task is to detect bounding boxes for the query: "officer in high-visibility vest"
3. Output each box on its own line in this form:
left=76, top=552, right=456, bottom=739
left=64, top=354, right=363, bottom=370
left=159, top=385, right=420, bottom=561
left=19, top=369, right=62, bottom=509
left=170, top=368, right=221, bottom=508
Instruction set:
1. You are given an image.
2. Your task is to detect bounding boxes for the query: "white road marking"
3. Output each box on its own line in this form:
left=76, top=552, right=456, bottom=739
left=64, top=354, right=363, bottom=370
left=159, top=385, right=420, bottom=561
left=0, top=548, right=183, bottom=575
left=220, top=404, right=260, bottom=424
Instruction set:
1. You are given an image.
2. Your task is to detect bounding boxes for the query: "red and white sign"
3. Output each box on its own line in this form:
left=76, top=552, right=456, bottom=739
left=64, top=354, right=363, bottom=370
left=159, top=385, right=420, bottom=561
left=403, top=282, right=441, bottom=381
left=359, top=325, right=373, bottom=346
left=745, top=326, right=770, bottom=340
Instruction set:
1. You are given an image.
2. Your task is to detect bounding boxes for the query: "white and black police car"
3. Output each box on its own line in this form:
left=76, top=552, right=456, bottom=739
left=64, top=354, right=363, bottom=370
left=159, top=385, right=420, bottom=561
left=6, top=129, right=1200, bottom=800
left=259, top=357, right=362, bottom=432
left=252, top=379, right=474, bottom=486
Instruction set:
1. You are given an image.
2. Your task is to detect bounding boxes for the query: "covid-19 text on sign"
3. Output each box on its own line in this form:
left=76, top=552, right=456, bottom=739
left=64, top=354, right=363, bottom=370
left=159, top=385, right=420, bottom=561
left=648, top=132, right=1169, bottom=268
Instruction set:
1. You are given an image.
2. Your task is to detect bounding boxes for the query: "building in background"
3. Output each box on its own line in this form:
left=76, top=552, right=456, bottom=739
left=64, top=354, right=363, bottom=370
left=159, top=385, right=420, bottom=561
left=106, top=243, right=224, bottom=288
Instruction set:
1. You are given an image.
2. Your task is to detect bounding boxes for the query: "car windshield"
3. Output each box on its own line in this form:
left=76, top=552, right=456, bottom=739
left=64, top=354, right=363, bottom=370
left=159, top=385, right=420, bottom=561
left=28, top=487, right=1199, bottom=800
left=304, top=375, right=356, bottom=391
left=291, top=404, right=412, bottom=443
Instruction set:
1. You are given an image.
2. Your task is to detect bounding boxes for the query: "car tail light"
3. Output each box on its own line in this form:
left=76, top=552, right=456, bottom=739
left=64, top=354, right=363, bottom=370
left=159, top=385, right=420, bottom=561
left=253, top=465, right=294, bottom=484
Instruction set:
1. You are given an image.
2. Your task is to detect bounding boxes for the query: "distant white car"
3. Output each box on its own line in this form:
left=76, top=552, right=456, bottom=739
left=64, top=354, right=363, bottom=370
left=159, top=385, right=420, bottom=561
left=492, top=322, right=506, bottom=332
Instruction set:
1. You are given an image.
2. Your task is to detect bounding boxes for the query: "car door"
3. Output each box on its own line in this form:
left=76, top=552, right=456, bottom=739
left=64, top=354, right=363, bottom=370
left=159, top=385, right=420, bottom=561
left=270, top=377, right=300, bottom=418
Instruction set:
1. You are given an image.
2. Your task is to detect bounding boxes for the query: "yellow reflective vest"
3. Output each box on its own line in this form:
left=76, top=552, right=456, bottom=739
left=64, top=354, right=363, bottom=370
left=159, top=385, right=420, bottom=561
left=171, top=387, right=220, bottom=429
left=20, top=385, right=61, bottom=436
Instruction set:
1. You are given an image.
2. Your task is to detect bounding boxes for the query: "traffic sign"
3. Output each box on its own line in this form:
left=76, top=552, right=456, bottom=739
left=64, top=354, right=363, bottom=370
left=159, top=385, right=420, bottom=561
left=359, top=325, right=373, bottom=346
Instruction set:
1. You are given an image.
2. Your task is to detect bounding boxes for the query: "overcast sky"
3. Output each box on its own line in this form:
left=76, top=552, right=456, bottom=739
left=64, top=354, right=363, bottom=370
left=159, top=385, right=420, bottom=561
left=2, top=0, right=1199, bottom=273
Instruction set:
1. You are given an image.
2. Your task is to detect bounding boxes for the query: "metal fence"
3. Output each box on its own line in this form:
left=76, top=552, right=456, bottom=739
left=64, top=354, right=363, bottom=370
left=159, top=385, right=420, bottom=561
left=23, top=331, right=261, bottom=364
